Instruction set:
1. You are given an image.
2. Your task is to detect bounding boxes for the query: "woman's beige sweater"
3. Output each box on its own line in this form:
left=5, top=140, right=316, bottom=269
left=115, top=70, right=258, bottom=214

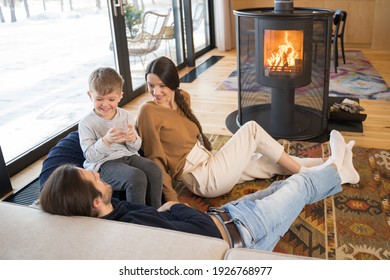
left=137, top=91, right=199, bottom=201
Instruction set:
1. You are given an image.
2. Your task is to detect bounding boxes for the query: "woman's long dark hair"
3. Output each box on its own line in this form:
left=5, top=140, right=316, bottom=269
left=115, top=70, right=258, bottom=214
left=145, top=57, right=212, bottom=151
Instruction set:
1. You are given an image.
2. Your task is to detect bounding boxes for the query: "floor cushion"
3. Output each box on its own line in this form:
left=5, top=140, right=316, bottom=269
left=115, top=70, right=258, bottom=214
left=39, top=131, right=84, bottom=188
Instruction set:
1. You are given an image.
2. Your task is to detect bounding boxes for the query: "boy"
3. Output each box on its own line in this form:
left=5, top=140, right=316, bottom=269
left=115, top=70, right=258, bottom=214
left=78, top=67, right=162, bottom=207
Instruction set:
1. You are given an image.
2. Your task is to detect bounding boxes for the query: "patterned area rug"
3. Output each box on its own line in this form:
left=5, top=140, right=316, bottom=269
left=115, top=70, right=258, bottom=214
left=174, top=134, right=390, bottom=260
left=216, top=50, right=390, bottom=100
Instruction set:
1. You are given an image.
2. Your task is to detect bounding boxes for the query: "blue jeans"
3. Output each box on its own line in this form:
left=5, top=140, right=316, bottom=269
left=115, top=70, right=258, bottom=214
left=222, top=165, right=342, bottom=251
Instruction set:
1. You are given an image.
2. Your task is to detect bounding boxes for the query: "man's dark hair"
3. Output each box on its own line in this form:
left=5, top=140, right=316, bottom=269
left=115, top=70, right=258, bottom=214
left=39, top=164, right=101, bottom=217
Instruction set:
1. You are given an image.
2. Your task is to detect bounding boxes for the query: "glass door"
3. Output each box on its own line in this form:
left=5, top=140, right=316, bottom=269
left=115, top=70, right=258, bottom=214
left=0, top=0, right=117, bottom=175
left=124, top=0, right=186, bottom=90
left=182, top=0, right=213, bottom=66
left=191, top=0, right=211, bottom=53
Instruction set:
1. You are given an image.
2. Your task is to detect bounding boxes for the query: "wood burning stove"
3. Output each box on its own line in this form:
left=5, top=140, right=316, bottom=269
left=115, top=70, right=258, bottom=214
left=256, top=17, right=312, bottom=87
left=231, top=0, right=334, bottom=140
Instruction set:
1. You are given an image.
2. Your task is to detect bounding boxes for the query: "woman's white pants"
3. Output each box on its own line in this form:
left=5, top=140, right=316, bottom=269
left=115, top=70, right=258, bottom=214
left=180, top=121, right=324, bottom=198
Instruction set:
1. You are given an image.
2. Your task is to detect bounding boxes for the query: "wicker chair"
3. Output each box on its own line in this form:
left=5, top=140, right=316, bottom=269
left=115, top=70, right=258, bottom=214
left=127, top=9, right=171, bottom=66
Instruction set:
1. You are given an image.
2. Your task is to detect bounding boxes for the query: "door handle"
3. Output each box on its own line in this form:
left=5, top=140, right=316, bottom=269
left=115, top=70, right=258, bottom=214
left=112, top=0, right=125, bottom=17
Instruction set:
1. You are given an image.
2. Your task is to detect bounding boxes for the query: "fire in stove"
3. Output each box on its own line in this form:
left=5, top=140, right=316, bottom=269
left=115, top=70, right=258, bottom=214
left=255, top=15, right=312, bottom=88
left=264, top=30, right=303, bottom=76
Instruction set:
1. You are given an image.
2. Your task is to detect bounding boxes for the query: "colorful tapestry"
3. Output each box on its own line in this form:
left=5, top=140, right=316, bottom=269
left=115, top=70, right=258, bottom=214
left=174, top=134, right=390, bottom=260
left=216, top=50, right=390, bottom=100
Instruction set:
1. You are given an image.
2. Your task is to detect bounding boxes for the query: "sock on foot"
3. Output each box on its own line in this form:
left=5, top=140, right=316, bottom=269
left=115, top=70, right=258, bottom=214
left=339, top=140, right=360, bottom=184
left=299, top=157, right=333, bottom=173
left=329, top=130, right=347, bottom=170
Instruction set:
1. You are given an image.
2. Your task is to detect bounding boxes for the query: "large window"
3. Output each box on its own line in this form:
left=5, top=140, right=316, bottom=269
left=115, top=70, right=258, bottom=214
left=192, top=0, right=210, bottom=53
left=0, top=1, right=115, bottom=173
left=0, top=0, right=214, bottom=176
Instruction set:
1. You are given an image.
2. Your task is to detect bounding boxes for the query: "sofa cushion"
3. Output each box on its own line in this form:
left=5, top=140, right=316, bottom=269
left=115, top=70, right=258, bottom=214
left=0, top=201, right=229, bottom=260
left=224, top=248, right=315, bottom=260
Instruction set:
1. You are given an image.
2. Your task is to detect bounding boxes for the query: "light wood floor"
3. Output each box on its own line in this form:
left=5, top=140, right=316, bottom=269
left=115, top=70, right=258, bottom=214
left=8, top=46, right=390, bottom=194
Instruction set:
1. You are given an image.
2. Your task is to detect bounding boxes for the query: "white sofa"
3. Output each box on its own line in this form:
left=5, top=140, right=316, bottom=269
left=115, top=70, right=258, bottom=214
left=0, top=202, right=313, bottom=260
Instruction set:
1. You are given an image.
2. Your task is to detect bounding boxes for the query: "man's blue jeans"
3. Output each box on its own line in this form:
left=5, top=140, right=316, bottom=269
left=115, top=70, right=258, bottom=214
left=222, top=165, right=342, bottom=251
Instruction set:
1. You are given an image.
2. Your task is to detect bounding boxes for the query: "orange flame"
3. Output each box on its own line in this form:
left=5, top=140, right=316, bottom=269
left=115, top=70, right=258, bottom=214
left=266, top=31, right=300, bottom=72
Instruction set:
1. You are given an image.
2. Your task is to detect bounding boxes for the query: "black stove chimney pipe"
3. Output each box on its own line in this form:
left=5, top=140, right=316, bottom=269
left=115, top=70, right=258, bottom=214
left=274, top=0, right=294, bottom=13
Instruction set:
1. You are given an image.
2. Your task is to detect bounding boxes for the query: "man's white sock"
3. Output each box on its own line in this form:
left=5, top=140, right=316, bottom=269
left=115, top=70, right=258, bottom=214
left=329, top=130, right=346, bottom=170
left=339, top=141, right=360, bottom=184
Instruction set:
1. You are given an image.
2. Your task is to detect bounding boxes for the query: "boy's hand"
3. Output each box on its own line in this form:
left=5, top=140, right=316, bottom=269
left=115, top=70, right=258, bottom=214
left=123, top=124, right=136, bottom=143
left=102, top=128, right=126, bottom=146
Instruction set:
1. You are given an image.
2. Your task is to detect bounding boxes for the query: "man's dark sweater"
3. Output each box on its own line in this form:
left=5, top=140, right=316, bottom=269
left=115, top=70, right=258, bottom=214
left=102, top=199, right=222, bottom=239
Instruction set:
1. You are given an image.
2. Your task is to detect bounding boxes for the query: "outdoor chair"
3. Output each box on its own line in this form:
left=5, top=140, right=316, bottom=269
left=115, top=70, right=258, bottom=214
left=127, top=9, right=171, bottom=67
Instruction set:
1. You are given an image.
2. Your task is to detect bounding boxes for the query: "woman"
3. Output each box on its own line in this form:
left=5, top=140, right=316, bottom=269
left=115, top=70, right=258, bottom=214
left=137, top=57, right=358, bottom=201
